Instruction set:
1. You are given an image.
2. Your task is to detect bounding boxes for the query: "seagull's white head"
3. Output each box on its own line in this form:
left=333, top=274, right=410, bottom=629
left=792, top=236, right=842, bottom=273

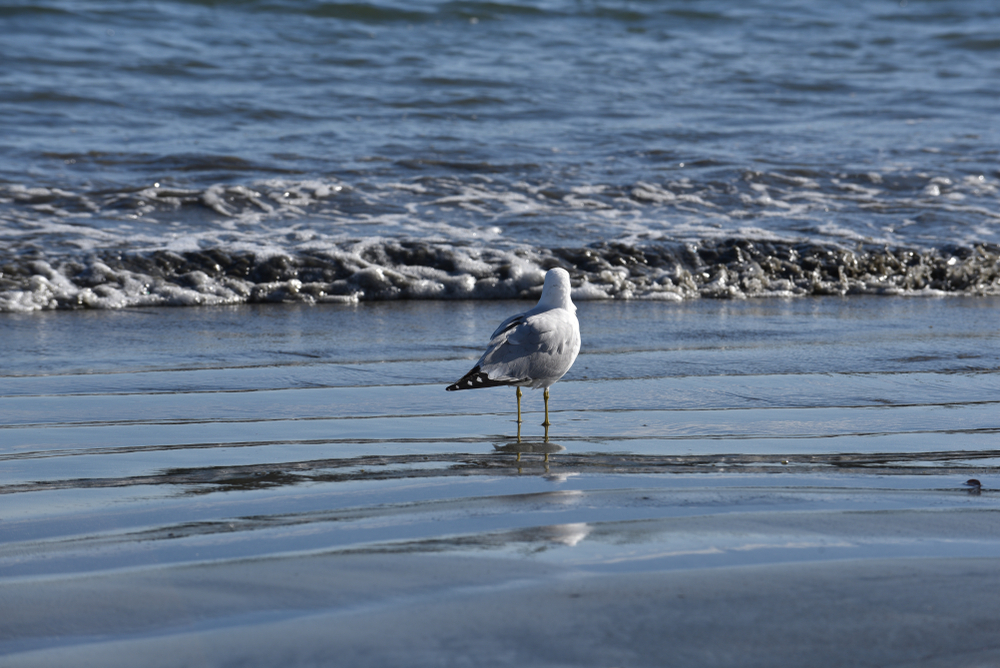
left=537, top=267, right=575, bottom=310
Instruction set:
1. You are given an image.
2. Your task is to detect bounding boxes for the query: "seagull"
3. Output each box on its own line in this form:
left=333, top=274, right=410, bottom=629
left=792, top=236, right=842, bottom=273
left=446, top=267, right=581, bottom=428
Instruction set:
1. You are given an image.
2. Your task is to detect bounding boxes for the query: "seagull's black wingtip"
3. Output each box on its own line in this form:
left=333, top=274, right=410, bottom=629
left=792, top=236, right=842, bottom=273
left=446, top=366, right=513, bottom=391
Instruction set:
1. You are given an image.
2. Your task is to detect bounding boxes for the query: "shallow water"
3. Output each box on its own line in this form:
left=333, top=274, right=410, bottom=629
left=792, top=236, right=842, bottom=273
left=2, top=298, right=1000, bottom=662
left=3, top=297, right=998, bottom=559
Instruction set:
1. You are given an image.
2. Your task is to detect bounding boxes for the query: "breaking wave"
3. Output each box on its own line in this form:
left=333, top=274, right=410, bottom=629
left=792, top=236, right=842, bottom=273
left=3, top=239, right=998, bottom=312
left=3, top=167, right=999, bottom=311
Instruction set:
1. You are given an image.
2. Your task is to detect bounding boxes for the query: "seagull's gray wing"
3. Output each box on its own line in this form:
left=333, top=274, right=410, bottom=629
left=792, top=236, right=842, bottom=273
left=478, top=308, right=579, bottom=386
left=489, top=311, right=528, bottom=340
left=444, top=309, right=533, bottom=391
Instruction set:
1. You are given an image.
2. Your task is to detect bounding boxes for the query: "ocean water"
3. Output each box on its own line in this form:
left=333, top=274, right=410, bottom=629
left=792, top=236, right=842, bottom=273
left=2, top=0, right=999, bottom=310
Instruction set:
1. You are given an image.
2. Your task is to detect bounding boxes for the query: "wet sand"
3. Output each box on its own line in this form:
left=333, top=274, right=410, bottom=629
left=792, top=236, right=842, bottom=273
left=2, top=297, right=999, bottom=664
left=6, top=553, right=1000, bottom=667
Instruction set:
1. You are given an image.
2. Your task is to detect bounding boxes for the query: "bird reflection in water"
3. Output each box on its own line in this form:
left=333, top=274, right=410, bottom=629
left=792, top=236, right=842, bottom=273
left=494, top=429, right=566, bottom=463
left=493, top=408, right=569, bottom=463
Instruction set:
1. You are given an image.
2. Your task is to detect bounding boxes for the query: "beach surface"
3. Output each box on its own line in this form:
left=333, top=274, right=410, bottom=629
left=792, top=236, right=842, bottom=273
left=2, top=297, right=1000, bottom=666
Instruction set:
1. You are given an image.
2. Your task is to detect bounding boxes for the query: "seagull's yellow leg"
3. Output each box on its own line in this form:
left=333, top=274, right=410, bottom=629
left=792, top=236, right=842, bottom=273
left=542, top=387, right=551, bottom=427
left=516, top=386, right=523, bottom=425
left=516, top=418, right=522, bottom=444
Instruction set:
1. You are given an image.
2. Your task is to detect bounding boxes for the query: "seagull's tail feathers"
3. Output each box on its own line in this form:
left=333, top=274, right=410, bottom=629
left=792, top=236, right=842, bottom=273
left=446, top=366, right=521, bottom=391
